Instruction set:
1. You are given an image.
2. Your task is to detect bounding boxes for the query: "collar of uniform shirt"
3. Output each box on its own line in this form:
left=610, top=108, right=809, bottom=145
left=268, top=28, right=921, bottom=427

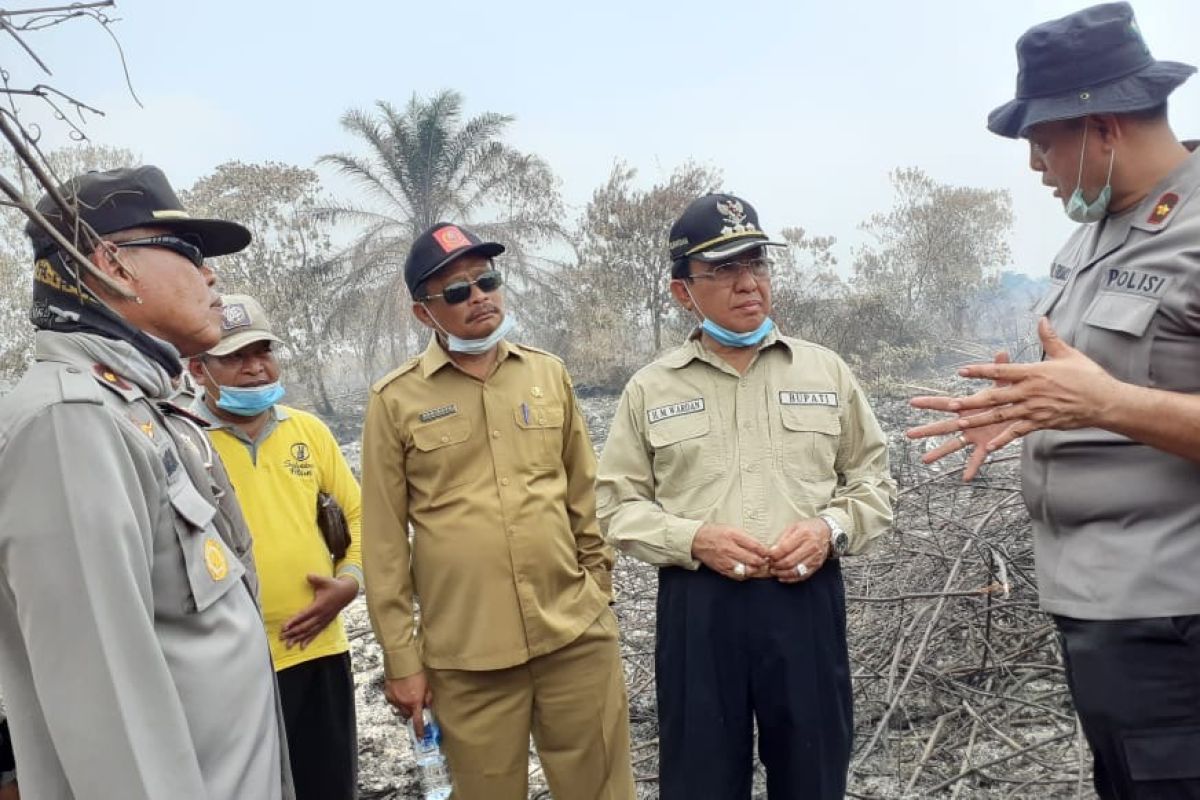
left=660, top=326, right=794, bottom=371
left=418, top=334, right=527, bottom=379
left=192, top=399, right=289, bottom=445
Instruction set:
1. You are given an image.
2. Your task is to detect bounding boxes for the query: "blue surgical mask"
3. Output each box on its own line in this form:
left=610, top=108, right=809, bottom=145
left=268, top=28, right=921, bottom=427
left=215, top=382, right=285, bottom=416
left=684, top=284, right=775, bottom=348
left=1064, top=121, right=1115, bottom=224
left=701, top=316, right=776, bottom=347
left=423, top=306, right=516, bottom=354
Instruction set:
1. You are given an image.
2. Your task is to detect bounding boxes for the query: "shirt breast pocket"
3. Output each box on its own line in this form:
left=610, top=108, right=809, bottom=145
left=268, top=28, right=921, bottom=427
left=776, top=405, right=842, bottom=481
left=513, top=405, right=565, bottom=469
left=1079, top=291, right=1159, bottom=383
left=410, top=416, right=474, bottom=490
left=168, top=478, right=245, bottom=613
left=649, top=412, right=721, bottom=490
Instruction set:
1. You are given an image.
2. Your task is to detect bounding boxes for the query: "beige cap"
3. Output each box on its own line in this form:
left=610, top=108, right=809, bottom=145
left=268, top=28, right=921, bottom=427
left=207, top=293, right=285, bottom=356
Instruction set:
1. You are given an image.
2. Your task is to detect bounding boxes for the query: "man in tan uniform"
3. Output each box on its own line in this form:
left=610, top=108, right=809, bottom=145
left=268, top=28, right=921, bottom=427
left=361, top=222, right=635, bottom=800
left=597, top=194, right=894, bottom=799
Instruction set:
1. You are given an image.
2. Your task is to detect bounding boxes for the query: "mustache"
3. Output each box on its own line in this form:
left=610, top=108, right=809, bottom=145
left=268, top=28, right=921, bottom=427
left=467, top=305, right=501, bottom=322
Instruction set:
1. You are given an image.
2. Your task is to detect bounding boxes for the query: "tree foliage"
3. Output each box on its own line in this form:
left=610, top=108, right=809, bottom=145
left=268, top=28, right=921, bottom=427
left=181, top=161, right=340, bottom=412
left=318, top=90, right=564, bottom=376
left=855, top=168, right=1013, bottom=337
left=559, top=161, right=720, bottom=385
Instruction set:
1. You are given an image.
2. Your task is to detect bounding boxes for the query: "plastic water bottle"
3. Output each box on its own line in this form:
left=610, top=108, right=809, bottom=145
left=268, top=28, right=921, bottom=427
left=408, top=708, right=452, bottom=800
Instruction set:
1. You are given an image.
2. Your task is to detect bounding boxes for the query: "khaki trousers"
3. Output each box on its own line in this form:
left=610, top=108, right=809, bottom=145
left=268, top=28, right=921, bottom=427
left=428, top=608, right=635, bottom=800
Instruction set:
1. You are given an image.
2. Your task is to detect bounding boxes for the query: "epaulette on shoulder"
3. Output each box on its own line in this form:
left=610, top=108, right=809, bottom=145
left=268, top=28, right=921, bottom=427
left=371, top=357, right=421, bottom=393
left=89, top=363, right=143, bottom=402
left=512, top=342, right=564, bottom=364
left=56, top=364, right=105, bottom=405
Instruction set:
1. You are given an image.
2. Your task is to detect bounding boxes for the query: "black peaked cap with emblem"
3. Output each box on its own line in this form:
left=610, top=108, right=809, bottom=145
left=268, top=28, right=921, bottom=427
left=668, top=193, right=786, bottom=265
left=25, top=165, right=252, bottom=259
left=405, top=222, right=505, bottom=295
left=988, top=2, right=1195, bottom=139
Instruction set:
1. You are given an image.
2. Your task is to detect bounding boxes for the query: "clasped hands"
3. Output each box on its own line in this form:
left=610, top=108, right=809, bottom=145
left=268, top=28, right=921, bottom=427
left=692, top=518, right=832, bottom=583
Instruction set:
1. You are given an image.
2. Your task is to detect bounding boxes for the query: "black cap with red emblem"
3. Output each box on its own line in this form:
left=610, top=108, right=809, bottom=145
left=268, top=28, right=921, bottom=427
left=404, top=222, right=505, bottom=296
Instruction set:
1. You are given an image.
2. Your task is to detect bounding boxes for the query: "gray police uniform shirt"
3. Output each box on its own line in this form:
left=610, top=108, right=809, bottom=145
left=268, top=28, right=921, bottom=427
left=1027, top=143, right=1200, bottom=621
left=0, top=331, right=291, bottom=799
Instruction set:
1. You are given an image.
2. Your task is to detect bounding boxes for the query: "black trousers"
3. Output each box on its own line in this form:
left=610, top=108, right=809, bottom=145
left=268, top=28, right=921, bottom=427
left=277, top=651, right=358, bottom=800
left=655, top=562, right=852, bottom=800
left=1056, top=614, right=1200, bottom=800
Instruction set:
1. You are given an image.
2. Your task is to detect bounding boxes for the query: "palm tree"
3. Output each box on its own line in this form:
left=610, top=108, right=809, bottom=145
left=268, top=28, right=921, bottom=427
left=318, top=90, right=564, bottom=375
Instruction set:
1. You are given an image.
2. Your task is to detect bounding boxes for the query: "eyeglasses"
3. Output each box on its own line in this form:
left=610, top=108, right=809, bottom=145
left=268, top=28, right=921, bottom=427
left=688, top=256, right=771, bottom=285
left=422, top=269, right=504, bottom=305
left=115, top=235, right=205, bottom=269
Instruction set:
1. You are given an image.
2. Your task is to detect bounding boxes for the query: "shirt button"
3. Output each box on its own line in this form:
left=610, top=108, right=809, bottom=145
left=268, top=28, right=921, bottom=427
left=492, top=430, right=501, bottom=439
left=440, top=435, right=450, bottom=443
left=501, top=477, right=510, bottom=486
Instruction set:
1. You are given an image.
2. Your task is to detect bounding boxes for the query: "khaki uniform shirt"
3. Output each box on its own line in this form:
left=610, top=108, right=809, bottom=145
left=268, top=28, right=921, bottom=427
left=1024, top=143, right=1200, bottom=619
left=596, top=330, right=895, bottom=567
left=362, top=337, right=612, bottom=678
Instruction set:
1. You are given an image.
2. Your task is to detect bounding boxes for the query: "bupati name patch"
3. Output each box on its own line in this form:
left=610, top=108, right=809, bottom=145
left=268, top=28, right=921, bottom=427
left=647, top=398, right=705, bottom=424
left=1104, top=268, right=1169, bottom=298
left=419, top=404, right=458, bottom=422
left=779, top=391, right=838, bottom=407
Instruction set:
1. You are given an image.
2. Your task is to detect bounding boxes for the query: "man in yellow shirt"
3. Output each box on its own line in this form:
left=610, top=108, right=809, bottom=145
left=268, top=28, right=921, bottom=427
left=188, top=294, right=362, bottom=800
left=597, top=194, right=895, bottom=799
left=362, top=223, right=635, bottom=800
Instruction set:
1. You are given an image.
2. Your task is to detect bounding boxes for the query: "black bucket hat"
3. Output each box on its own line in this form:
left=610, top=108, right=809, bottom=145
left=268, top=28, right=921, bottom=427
left=404, top=222, right=505, bottom=295
left=668, top=193, right=785, bottom=265
left=987, top=2, right=1195, bottom=139
left=25, top=165, right=251, bottom=258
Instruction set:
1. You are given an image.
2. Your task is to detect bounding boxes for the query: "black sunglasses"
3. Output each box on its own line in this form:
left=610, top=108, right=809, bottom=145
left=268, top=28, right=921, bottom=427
left=115, top=234, right=205, bottom=269
left=422, top=269, right=504, bottom=305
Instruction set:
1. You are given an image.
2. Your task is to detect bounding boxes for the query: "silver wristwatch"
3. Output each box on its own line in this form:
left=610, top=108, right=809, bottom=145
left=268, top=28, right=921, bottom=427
left=819, top=514, right=850, bottom=558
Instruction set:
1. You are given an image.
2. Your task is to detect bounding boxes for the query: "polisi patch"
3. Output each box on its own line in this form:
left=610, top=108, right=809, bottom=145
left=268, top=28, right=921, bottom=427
left=779, top=391, right=838, bottom=407
left=1104, top=268, right=1169, bottom=298
left=647, top=398, right=704, bottom=424
left=419, top=404, right=458, bottom=423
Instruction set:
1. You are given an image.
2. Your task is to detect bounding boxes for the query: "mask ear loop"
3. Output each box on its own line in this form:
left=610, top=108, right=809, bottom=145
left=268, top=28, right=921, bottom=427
left=419, top=301, right=453, bottom=343
left=681, top=281, right=708, bottom=323
left=1074, top=119, right=1090, bottom=189
left=198, top=359, right=225, bottom=405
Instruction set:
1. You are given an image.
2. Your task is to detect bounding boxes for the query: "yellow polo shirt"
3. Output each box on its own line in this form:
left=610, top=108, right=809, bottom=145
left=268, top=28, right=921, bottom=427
left=202, top=404, right=363, bottom=672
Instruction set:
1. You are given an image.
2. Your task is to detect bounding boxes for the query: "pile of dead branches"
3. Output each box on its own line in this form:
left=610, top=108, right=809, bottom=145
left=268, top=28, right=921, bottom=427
left=608, top=395, right=1091, bottom=800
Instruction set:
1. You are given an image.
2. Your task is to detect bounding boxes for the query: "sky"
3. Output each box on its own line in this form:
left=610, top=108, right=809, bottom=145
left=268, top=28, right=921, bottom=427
left=8, top=0, right=1200, bottom=277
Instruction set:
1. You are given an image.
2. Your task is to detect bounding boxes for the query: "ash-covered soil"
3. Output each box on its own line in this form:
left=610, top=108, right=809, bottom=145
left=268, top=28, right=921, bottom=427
left=346, top=388, right=1089, bottom=799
